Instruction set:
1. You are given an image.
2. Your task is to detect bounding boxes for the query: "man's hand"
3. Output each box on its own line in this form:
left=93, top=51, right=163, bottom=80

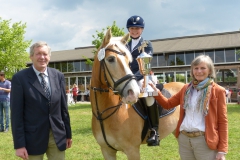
left=16, top=147, right=28, bottom=160
left=66, top=138, right=72, bottom=149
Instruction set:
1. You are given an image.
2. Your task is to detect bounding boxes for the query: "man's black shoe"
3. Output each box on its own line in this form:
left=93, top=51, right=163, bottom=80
left=0, top=129, right=4, bottom=132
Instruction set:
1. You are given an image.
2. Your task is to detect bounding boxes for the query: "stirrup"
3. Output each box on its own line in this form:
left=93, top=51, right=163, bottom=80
left=147, top=129, right=159, bottom=146
left=147, top=135, right=160, bottom=146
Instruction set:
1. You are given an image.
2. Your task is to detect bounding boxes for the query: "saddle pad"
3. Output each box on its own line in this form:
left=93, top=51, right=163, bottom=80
left=132, top=88, right=176, bottom=120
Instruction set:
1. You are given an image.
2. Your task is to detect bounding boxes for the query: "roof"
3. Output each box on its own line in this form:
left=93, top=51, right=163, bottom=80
left=151, top=31, right=240, bottom=53
left=49, top=46, right=95, bottom=62
left=47, top=30, right=240, bottom=62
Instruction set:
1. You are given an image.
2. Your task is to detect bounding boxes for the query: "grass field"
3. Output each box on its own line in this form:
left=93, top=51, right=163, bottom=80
left=0, top=103, right=239, bottom=160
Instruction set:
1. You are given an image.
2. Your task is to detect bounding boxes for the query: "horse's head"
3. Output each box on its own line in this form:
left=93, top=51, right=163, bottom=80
left=91, top=28, right=140, bottom=104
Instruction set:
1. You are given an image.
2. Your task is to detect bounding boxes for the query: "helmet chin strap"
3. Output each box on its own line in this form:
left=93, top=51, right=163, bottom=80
left=130, top=36, right=140, bottom=40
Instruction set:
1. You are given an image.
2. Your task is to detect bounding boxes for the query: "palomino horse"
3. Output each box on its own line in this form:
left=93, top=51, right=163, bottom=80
left=90, top=29, right=184, bottom=160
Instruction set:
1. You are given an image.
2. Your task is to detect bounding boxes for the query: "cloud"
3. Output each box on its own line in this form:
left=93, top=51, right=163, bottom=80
left=1, top=0, right=240, bottom=51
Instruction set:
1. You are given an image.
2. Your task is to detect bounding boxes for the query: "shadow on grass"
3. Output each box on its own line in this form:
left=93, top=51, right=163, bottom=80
left=68, top=104, right=92, bottom=110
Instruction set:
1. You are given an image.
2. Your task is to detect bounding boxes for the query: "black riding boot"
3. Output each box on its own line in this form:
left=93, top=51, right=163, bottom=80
left=146, top=102, right=160, bottom=146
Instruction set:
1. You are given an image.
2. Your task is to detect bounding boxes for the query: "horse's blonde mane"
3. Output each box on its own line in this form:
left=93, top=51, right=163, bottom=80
left=106, top=37, right=132, bottom=63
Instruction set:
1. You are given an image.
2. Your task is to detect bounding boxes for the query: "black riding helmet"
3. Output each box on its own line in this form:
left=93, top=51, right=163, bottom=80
left=126, top=15, right=145, bottom=28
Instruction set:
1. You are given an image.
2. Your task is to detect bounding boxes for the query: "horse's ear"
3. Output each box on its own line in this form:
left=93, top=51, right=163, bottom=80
left=101, top=28, right=112, bottom=48
left=121, top=33, right=130, bottom=45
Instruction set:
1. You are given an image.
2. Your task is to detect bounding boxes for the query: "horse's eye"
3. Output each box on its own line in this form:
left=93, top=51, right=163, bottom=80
left=107, top=56, right=115, bottom=63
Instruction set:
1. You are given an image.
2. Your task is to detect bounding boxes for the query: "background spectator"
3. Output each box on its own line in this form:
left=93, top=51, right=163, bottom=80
left=71, top=83, right=78, bottom=104
left=0, top=70, right=11, bottom=132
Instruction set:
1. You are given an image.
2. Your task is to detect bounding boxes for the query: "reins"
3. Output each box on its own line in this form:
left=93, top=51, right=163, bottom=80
left=91, top=87, right=121, bottom=151
left=91, top=47, right=136, bottom=151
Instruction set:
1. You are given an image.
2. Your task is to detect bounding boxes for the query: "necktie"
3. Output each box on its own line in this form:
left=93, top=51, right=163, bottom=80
left=39, top=73, right=51, bottom=100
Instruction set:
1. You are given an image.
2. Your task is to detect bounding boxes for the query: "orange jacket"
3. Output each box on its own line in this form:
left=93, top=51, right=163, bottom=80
left=154, top=82, right=228, bottom=153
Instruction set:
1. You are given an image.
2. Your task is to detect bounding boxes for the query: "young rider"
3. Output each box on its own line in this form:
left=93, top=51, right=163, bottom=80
left=126, top=15, right=160, bottom=146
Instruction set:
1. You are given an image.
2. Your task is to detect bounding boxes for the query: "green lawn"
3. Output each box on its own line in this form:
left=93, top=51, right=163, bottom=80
left=0, top=104, right=239, bottom=159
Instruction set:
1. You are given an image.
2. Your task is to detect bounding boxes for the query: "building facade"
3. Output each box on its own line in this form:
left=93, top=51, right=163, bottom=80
left=32, top=31, right=240, bottom=92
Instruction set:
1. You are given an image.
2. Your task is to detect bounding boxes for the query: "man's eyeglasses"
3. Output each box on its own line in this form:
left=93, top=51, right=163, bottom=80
left=0, top=74, right=4, bottom=76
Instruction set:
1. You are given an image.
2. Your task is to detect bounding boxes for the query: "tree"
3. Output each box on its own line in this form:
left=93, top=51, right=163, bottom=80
left=84, top=21, right=125, bottom=65
left=0, top=17, right=31, bottom=78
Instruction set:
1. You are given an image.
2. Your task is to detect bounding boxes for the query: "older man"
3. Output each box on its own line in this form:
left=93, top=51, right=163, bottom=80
left=11, top=41, right=72, bottom=160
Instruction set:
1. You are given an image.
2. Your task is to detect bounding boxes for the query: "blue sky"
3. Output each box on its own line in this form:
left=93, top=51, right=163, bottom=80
left=1, top=0, right=240, bottom=51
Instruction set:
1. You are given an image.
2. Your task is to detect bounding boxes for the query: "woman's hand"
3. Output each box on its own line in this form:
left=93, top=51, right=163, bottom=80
left=148, top=81, right=159, bottom=92
left=216, top=152, right=225, bottom=160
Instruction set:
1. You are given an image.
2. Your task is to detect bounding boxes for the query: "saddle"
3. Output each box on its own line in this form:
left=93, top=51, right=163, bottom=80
left=132, top=84, right=176, bottom=141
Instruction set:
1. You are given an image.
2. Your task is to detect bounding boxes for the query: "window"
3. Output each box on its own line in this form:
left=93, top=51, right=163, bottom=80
left=185, top=51, right=194, bottom=65
left=68, top=62, right=74, bottom=72
left=165, top=72, right=174, bottom=82
left=176, top=72, right=186, bottom=83
left=48, top=63, right=54, bottom=68
left=225, top=49, right=235, bottom=62
left=155, top=73, right=165, bottom=83
left=205, top=50, right=215, bottom=63
left=78, top=77, right=85, bottom=91
left=80, top=61, right=86, bottom=71
left=176, top=52, right=185, bottom=65
left=167, top=53, right=175, bottom=66
left=214, top=49, right=224, bottom=63
left=85, top=62, right=92, bottom=71
left=158, top=54, right=165, bottom=66
left=224, top=69, right=237, bottom=82
left=151, top=55, right=158, bottom=67
left=74, top=61, right=80, bottom=72
left=55, top=62, right=61, bottom=71
left=216, top=69, right=237, bottom=83
left=195, top=51, right=204, bottom=58
left=70, top=77, right=77, bottom=88
left=216, top=70, right=223, bottom=82
left=187, top=71, right=192, bottom=83
left=62, top=62, right=67, bottom=72
left=236, top=48, right=240, bottom=62
left=86, top=77, right=91, bottom=89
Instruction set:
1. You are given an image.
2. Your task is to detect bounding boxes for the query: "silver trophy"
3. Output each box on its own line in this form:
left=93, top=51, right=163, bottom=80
left=136, top=41, right=158, bottom=98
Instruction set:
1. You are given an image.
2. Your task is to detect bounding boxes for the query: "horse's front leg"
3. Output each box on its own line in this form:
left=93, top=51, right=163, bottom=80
left=101, top=147, right=117, bottom=160
left=124, top=146, right=140, bottom=160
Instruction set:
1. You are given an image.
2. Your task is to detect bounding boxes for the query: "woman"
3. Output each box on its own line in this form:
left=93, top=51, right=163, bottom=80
left=149, top=55, right=228, bottom=160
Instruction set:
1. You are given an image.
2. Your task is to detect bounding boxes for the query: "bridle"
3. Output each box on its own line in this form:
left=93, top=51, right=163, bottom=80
left=91, top=46, right=136, bottom=151
left=99, top=48, right=135, bottom=95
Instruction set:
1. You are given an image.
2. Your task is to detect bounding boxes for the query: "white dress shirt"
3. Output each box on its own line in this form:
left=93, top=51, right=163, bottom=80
left=131, top=37, right=141, bottom=51
left=180, top=87, right=205, bottom=132
left=32, top=65, right=51, bottom=95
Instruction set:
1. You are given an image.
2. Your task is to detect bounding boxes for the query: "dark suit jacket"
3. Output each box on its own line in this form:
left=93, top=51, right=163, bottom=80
left=126, top=38, right=153, bottom=81
left=10, top=67, right=72, bottom=155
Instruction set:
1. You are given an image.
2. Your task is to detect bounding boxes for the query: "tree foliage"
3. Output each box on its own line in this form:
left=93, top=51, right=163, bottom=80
left=87, top=21, right=126, bottom=65
left=0, top=17, right=31, bottom=78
